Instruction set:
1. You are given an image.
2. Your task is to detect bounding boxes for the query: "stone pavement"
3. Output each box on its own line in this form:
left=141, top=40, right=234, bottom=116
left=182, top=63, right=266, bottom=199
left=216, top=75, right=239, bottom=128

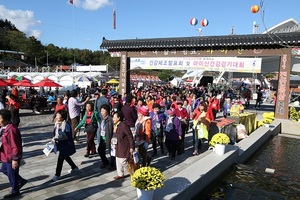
left=0, top=104, right=271, bottom=200
left=0, top=109, right=211, bottom=200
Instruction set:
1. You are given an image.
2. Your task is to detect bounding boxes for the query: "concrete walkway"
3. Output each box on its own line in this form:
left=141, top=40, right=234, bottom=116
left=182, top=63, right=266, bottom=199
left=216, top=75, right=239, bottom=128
left=0, top=102, right=293, bottom=200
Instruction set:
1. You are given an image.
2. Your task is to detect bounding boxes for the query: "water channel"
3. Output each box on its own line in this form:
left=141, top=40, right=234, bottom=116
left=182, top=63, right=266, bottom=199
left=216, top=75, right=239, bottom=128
left=203, top=135, right=300, bottom=200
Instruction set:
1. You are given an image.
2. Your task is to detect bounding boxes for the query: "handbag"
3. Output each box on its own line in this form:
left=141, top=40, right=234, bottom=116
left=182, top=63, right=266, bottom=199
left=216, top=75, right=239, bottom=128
left=85, top=123, right=95, bottom=133
left=128, top=153, right=140, bottom=175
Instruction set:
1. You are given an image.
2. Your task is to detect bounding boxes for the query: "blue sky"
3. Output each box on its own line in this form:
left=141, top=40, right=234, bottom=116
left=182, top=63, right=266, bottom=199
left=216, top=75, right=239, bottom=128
left=0, top=0, right=299, bottom=51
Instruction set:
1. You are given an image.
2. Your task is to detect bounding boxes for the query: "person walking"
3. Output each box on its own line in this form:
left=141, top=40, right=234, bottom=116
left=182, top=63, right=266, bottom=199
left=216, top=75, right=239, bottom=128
left=51, top=110, right=78, bottom=182
left=175, top=100, right=188, bottom=155
left=6, top=94, right=20, bottom=127
left=149, top=103, right=165, bottom=156
left=134, top=106, right=152, bottom=167
left=122, top=95, right=138, bottom=132
left=0, top=109, right=27, bottom=198
left=165, top=108, right=182, bottom=160
left=98, top=104, right=115, bottom=170
left=68, top=89, right=89, bottom=143
left=255, top=86, right=263, bottom=109
left=75, top=102, right=101, bottom=158
left=112, top=111, right=134, bottom=180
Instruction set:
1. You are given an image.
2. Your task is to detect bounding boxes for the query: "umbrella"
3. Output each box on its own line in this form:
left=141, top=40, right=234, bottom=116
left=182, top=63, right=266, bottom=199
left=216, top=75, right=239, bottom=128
left=5, top=77, right=18, bottom=86
left=0, top=79, right=9, bottom=86
left=76, top=76, right=93, bottom=82
left=107, top=79, right=119, bottom=84
left=95, top=76, right=108, bottom=82
left=32, top=77, right=62, bottom=87
left=13, top=79, right=33, bottom=87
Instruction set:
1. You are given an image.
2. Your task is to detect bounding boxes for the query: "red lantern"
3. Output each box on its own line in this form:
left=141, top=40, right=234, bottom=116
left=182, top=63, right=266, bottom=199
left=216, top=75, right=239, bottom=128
left=251, top=5, right=260, bottom=13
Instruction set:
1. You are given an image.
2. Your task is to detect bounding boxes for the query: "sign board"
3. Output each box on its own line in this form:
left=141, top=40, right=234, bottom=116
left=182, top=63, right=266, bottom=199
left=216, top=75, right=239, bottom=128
left=130, top=57, right=262, bottom=73
left=76, top=65, right=107, bottom=72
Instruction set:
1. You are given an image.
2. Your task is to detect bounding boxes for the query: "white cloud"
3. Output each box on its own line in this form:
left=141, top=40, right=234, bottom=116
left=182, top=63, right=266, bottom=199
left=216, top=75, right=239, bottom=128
left=0, top=5, right=41, bottom=38
left=74, top=0, right=112, bottom=11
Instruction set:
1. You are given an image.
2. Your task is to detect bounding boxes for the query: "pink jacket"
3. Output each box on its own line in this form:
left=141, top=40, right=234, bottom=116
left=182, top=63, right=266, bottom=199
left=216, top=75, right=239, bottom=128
left=0, top=124, right=23, bottom=163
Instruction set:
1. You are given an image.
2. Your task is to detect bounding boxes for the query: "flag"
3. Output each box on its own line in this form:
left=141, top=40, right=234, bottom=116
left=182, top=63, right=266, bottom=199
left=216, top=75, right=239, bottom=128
left=70, top=0, right=73, bottom=4
left=113, top=9, right=116, bottom=29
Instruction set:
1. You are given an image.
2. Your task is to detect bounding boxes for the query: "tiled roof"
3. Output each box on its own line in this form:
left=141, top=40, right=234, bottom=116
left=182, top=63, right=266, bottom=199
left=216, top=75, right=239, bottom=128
left=100, top=32, right=300, bottom=50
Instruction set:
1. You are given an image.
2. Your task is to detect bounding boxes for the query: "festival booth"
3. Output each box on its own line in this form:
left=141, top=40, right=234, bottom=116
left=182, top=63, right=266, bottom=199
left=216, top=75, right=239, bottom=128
left=227, top=112, right=257, bottom=134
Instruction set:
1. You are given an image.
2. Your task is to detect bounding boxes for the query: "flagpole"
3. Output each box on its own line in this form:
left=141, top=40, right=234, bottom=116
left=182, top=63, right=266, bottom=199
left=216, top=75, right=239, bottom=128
left=71, top=0, right=75, bottom=89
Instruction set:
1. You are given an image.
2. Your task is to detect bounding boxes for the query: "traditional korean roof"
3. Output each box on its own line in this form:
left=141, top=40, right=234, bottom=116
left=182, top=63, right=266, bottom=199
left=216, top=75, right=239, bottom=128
left=100, top=32, right=300, bottom=50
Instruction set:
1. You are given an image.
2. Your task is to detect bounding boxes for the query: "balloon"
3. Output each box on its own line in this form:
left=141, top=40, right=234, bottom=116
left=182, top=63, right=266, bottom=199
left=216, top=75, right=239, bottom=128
left=190, top=18, right=198, bottom=26
left=251, top=5, right=260, bottom=13
left=201, top=19, right=209, bottom=27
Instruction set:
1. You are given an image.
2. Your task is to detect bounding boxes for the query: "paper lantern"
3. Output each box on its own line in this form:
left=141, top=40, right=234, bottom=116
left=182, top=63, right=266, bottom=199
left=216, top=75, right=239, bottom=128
left=251, top=5, right=260, bottom=13
left=201, top=19, right=209, bottom=27
left=190, top=18, right=198, bottom=26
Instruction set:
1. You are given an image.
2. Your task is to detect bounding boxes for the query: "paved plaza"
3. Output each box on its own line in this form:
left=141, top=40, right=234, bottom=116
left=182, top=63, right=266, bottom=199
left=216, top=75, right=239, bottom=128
left=0, top=103, right=271, bottom=200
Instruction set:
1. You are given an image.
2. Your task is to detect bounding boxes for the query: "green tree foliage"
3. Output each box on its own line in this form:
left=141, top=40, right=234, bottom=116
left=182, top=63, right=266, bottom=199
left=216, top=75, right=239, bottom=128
left=0, top=19, right=120, bottom=70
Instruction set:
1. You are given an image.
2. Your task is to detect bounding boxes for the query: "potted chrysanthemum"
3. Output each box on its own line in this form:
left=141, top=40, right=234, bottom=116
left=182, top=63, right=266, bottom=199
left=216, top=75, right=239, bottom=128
left=209, top=133, right=230, bottom=155
left=131, top=166, right=166, bottom=200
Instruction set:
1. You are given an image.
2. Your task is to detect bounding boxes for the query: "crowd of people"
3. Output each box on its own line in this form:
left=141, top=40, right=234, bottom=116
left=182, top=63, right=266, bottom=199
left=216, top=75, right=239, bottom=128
left=0, top=82, right=267, bottom=198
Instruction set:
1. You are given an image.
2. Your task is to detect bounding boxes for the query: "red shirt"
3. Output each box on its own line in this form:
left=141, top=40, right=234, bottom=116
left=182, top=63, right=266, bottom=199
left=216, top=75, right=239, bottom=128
left=175, top=107, right=188, bottom=119
left=206, top=105, right=214, bottom=121
left=86, top=112, right=92, bottom=124
left=0, top=124, right=23, bottom=162
left=12, top=88, right=18, bottom=97
left=55, top=103, right=67, bottom=113
left=211, top=98, right=220, bottom=110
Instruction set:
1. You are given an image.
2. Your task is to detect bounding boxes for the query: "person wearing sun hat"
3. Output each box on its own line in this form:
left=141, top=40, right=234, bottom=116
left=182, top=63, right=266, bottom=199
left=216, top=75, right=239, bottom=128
left=134, top=106, right=152, bottom=167
left=149, top=103, right=166, bottom=156
left=230, top=99, right=244, bottom=116
left=165, top=108, right=182, bottom=160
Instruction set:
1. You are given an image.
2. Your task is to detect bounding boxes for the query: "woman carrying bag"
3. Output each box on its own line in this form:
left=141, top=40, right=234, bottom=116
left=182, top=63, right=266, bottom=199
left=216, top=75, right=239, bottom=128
left=192, top=102, right=210, bottom=156
left=75, top=102, right=101, bottom=158
left=112, top=111, right=134, bottom=180
left=51, top=110, right=78, bottom=182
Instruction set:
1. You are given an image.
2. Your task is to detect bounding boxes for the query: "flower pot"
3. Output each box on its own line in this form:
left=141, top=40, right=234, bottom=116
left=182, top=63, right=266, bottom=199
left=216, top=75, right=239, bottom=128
left=136, top=188, right=154, bottom=200
left=214, top=144, right=226, bottom=155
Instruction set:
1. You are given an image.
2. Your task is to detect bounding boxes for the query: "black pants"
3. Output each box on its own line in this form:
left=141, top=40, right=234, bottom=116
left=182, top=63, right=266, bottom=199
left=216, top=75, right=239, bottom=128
left=152, top=135, right=164, bottom=154
left=255, top=99, right=261, bottom=108
left=177, top=122, right=187, bottom=155
left=55, top=154, right=77, bottom=176
left=165, top=139, right=178, bottom=158
left=212, top=109, right=218, bottom=120
left=98, top=138, right=115, bottom=167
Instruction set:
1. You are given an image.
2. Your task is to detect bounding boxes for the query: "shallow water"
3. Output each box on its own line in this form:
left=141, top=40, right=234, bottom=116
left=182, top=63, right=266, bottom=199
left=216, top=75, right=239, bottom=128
left=204, top=136, right=300, bottom=200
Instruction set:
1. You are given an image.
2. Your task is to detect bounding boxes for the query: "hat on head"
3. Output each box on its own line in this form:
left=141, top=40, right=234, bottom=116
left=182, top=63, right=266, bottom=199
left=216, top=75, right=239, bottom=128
left=138, top=106, right=149, bottom=116
left=166, top=108, right=176, bottom=116
left=159, top=101, right=165, bottom=107
left=176, top=100, right=183, bottom=105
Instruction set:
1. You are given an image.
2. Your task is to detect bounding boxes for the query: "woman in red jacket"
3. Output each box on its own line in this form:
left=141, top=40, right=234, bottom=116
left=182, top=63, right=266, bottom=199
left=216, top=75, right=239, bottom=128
left=175, top=100, right=188, bottom=155
left=210, top=95, right=220, bottom=120
left=0, top=109, right=27, bottom=198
